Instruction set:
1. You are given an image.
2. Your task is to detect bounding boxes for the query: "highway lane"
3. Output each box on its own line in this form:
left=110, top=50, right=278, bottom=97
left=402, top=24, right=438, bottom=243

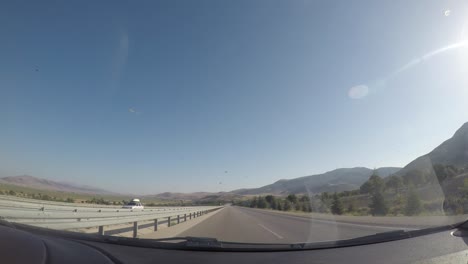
left=178, top=206, right=412, bottom=243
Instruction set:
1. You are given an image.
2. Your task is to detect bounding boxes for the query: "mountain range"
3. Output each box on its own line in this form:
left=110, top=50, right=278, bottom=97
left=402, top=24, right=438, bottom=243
left=2, top=122, right=468, bottom=200
left=231, top=167, right=401, bottom=195
left=0, top=175, right=114, bottom=195
left=394, top=122, right=468, bottom=181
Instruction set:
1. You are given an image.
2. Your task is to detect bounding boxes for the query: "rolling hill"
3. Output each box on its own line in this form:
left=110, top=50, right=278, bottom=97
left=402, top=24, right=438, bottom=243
left=395, top=122, right=468, bottom=183
left=0, top=175, right=114, bottom=195
left=232, top=167, right=401, bottom=195
left=144, top=191, right=244, bottom=203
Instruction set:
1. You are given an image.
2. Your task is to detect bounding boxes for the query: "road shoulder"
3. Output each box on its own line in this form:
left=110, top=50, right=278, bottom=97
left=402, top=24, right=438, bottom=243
left=140, top=207, right=225, bottom=239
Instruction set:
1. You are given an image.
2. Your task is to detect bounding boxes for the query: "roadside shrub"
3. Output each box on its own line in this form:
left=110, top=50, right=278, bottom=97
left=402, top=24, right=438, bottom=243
left=294, top=202, right=301, bottom=211
left=356, top=207, right=369, bottom=216
left=369, top=191, right=388, bottom=216
left=423, top=201, right=442, bottom=213
left=404, top=189, right=422, bottom=216
left=331, top=193, right=344, bottom=215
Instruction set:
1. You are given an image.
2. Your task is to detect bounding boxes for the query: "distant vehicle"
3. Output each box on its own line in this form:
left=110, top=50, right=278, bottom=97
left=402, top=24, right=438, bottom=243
left=122, top=199, right=144, bottom=209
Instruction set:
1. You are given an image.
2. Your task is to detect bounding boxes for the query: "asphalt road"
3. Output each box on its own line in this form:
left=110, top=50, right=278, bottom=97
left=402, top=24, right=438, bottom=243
left=178, top=206, right=410, bottom=243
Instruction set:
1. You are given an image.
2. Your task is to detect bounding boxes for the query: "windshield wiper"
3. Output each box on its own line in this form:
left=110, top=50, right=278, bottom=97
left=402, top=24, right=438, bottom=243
left=2, top=219, right=463, bottom=252
left=298, top=224, right=460, bottom=250
left=144, top=236, right=223, bottom=248
left=101, top=225, right=459, bottom=251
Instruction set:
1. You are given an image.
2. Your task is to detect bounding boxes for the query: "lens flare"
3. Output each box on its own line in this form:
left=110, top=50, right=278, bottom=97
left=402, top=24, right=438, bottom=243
left=350, top=39, right=468, bottom=99
left=348, top=85, right=369, bottom=99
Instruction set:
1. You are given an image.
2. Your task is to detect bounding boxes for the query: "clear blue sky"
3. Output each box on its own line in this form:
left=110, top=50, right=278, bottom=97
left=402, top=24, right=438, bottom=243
left=1, top=0, right=468, bottom=194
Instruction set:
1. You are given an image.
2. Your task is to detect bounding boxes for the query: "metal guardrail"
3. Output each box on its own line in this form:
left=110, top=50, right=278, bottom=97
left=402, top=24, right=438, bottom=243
left=0, top=195, right=197, bottom=212
left=0, top=195, right=223, bottom=238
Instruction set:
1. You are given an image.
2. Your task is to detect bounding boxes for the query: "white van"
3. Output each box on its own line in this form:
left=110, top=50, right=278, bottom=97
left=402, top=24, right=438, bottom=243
left=122, top=199, right=144, bottom=209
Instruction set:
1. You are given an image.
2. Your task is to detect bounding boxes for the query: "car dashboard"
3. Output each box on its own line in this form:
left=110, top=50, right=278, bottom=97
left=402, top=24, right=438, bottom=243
left=2, top=221, right=468, bottom=264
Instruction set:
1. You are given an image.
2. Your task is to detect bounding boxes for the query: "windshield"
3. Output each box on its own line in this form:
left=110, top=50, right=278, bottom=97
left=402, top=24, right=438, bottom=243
left=1, top=0, right=468, bottom=248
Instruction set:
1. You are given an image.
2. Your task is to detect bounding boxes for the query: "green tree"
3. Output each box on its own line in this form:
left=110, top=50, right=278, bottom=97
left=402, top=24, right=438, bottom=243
left=404, top=188, right=422, bottom=216
left=265, top=195, right=276, bottom=209
left=270, top=199, right=278, bottom=210
left=320, top=192, right=330, bottom=201
left=287, top=194, right=298, bottom=204
left=360, top=181, right=372, bottom=194
left=369, top=191, right=388, bottom=216
left=265, top=195, right=275, bottom=204
left=360, top=171, right=384, bottom=194
left=347, top=203, right=355, bottom=213
left=8, top=190, right=16, bottom=196
left=276, top=201, right=283, bottom=211
left=433, top=164, right=459, bottom=183
left=301, top=202, right=311, bottom=212
left=433, top=164, right=447, bottom=183
left=283, top=200, right=292, bottom=211
left=257, top=196, right=267, bottom=208
left=309, top=199, right=318, bottom=212
left=331, top=193, right=344, bottom=215
left=250, top=197, right=258, bottom=208
left=386, top=175, right=404, bottom=194
left=294, top=202, right=301, bottom=211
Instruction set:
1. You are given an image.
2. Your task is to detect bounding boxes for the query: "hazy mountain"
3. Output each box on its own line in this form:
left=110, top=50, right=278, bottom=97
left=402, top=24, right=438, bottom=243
left=145, top=191, right=244, bottom=202
left=147, top=192, right=216, bottom=200
left=0, top=175, right=115, bottom=195
left=395, top=122, right=468, bottom=181
left=232, top=167, right=401, bottom=195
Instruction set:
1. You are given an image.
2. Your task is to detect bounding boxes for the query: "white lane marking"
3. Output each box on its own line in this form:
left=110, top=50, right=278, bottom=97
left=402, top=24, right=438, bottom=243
left=308, top=218, right=418, bottom=231
left=258, top=224, right=284, bottom=239
left=245, top=207, right=419, bottom=231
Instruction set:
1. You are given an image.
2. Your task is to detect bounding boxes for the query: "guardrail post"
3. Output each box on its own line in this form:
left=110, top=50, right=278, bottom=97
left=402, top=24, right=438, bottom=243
left=190, top=213, right=192, bottom=220
left=177, top=215, right=180, bottom=224
left=168, top=216, right=171, bottom=227
left=154, top=219, right=158, bottom=231
left=133, top=222, right=138, bottom=238
left=184, top=213, right=187, bottom=222
left=98, top=226, right=104, bottom=235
